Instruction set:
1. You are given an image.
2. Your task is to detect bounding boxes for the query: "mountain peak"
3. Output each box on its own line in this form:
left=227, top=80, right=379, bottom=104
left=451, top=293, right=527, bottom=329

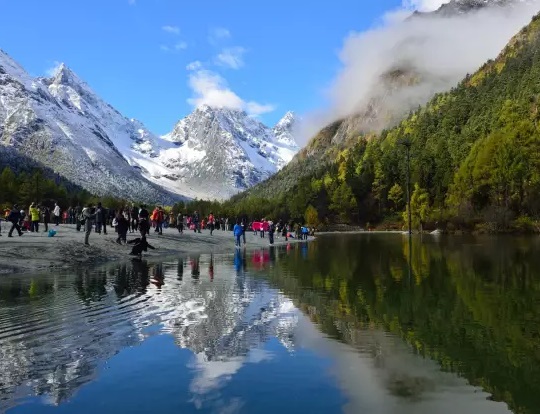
left=273, top=111, right=299, bottom=148
left=434, top=0, right=518, bottom=15
left=196, top=104, right=249, bottom=118
left=275, top=111, right=296, bottom=128
left=50, top=63, right=86, bottom=88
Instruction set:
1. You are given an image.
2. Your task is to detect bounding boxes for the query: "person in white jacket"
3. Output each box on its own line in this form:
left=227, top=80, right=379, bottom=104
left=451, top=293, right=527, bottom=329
left=53, top=203, right=61, bottom=226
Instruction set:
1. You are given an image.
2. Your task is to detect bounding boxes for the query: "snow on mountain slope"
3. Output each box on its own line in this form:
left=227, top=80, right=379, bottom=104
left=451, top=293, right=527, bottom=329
left=42, top=63, right=168, bottom=160
left=0, top=49, right=299, bottom=202
left=433, top=0, right=531, bottom=15
left=153, top=106, right=299, bottom=200
left=0, top=49, right=180, bottom=203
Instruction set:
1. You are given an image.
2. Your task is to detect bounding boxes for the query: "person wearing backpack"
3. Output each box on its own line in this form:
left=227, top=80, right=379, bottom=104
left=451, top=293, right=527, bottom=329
left=81, top=204, right=97, bottom=245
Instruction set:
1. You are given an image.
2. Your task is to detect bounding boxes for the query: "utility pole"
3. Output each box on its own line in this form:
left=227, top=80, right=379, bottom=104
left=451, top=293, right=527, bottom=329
left=406, top=142, right=412, bottom=236
left=35, top=174, right=39, bottom=202
left=399, top=138, right=412, bottom=236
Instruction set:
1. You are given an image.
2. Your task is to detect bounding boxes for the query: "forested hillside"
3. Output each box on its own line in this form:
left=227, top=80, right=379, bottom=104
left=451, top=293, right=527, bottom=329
left=225, top=14, right=540, bottom=232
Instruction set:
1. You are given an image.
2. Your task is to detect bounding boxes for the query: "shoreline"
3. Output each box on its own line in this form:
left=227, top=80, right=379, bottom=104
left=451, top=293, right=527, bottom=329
left=0, top=225, right=313, bottom=275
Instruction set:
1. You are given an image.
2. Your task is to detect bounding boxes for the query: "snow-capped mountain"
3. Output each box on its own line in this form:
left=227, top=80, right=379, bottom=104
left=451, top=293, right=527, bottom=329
left=154, top=106, right=299, bottom=200
left=434, top=0, right=527, bottom=15
left=0, top=49, right=299, bottom=201
left=43, top=64, right=162, bottom=158
left=272, top=111, right=298, bottom=147
left=0, top=49, right=178, bottom=203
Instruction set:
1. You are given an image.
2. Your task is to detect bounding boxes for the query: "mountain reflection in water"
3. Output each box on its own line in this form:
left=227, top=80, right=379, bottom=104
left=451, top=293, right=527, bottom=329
left=1, top=234, right=538, bottom=414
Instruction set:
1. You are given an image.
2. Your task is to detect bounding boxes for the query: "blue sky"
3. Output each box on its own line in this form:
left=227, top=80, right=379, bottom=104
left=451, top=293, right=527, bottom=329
left=0, top=0, right=417, bottom=135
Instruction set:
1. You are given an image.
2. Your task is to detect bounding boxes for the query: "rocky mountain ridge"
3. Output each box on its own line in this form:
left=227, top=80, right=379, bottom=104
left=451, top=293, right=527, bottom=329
left=0, top=50, right=299, bottom=201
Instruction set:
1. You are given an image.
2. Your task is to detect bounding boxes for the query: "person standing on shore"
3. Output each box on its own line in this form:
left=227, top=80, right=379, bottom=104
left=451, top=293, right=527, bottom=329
left=95, top=202, right=105, bottom=235
left=193, top=211, right=201, bottom=233
left=139, top=205, right=150, bottom=236
left=155, top=206, right=164, bottom=235
left=269, top=220, right=275, bottom=245
left=177, top=212, right=184, bottom=233
left=115, top=213, right=129, bottom=244
left=208, top=212, right=215, bottom=235
left=74, top=205, right=82, bottom=231
left=82, top=204, right=96, bottom=245
left=233, top=219, right=243, bottom=248
left=131, top=205, right=139, bottom=233
left=69, top=207, right=75, bottom=224
left=42, top=205, right=50, bottom=232
left=7, top=205, right=23, bottom=237
left=29, top=203, right=40, bottom=233
left=53, top=203, right=61, bottom=226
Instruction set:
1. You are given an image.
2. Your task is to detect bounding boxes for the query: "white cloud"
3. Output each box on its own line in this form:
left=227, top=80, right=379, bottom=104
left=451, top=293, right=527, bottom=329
left=245, top=101, right=276, bottom=116
left=209, top=27, right=231, bottom=44
left=298, top=0, right=540, bottom=145
left=162, top=25, right=180, bottom=35
left=215, top=47, right=246, bottom=69
left=187, top=69, right=275, bottom=116
left=186, top=60, right=203, bottom=71
left=174, top=41, right=188, bottom=50
left=160, top=42, right=187, bottom=53
left=45, top=61, right=61, bottom=77
left=188, top=69, right=244, bottom=109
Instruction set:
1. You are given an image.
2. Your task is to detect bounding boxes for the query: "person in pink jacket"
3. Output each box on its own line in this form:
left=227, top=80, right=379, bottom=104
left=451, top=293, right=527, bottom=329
left=261, top=219, right=269, bottom=238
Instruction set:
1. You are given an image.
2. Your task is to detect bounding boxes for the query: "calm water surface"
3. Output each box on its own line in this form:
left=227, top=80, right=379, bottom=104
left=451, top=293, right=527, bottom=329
left=1, top=234, right=539, bottom=414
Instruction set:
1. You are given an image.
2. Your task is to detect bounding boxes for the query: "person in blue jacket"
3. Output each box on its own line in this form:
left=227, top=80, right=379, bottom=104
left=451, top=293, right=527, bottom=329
left=233, top=219, right=243, bottom=248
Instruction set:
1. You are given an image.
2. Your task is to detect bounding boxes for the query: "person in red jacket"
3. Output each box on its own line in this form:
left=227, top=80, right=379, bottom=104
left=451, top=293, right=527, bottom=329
left=155, top=206, right=165, bottom=235
left=208, top=212, right=215, bottom=235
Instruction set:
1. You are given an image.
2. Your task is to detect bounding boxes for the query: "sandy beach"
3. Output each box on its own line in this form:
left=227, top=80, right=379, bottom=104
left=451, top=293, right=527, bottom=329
left=0, top=224, right=312, bottom=275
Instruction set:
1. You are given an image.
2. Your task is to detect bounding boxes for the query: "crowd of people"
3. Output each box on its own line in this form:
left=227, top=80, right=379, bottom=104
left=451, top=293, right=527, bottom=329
left=0, top=201, right=316, bottom=255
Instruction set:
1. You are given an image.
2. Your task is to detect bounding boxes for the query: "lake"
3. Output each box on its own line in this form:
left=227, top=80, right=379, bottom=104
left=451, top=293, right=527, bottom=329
left=1, top=233, right=539, bottom=414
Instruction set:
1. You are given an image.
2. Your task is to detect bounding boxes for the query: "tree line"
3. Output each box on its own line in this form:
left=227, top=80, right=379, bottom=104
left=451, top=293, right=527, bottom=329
left=227, top=14, right=540, bottom=232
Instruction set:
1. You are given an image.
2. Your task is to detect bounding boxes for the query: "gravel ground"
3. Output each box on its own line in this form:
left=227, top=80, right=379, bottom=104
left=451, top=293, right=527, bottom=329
left=0, top=224, right=312, bottom=275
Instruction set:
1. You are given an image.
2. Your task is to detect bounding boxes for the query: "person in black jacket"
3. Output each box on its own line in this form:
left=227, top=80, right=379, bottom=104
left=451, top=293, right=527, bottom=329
left=95, top=202, right=107, bottom=235
left=131, top=205, right=139, bottom=233
left=116, top=213, right=129, bottom=244
left=41, top=205, right=50, bottom=232
left=138, top=205, right=150, bottom=236
left=8, top=205, right=23, bottom=237
left=192, top=211, right=201, bottom=233
left=268, top=220, right=275, bottom=245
